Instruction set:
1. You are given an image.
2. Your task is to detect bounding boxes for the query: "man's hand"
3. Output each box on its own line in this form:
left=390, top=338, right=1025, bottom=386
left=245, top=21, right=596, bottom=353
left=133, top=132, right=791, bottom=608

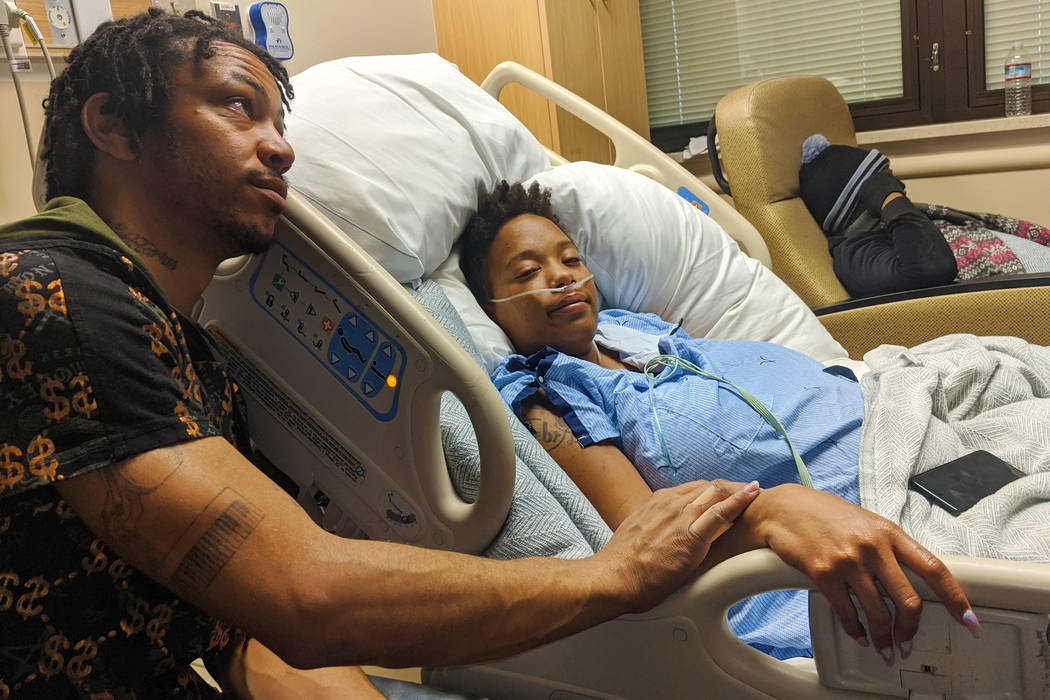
left=214, top=637, right=387, bottom=699
left=599, top=479, right=761, bottom=613
left=749, top=484, right=978, bottom=663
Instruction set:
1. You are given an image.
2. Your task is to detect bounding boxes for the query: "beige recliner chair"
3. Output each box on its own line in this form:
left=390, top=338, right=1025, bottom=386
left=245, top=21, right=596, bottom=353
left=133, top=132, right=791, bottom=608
left=712, top=75, right=1050, bottom=358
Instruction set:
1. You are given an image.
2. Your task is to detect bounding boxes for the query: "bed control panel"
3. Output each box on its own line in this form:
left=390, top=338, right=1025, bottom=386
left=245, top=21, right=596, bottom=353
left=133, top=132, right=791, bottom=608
left=250, top=241, right=406, bottom=421
left=199, top=231, right=437, bottom=547
left=197, top=193, right=515, bottom=555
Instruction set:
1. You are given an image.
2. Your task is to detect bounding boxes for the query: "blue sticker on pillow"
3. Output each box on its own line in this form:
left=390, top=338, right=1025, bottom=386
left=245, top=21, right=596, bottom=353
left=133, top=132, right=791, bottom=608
left=676, top=187, right=709, bottom=214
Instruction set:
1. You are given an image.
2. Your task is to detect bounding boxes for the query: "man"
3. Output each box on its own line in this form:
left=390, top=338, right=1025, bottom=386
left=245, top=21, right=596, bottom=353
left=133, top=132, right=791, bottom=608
left=0, top=10, right=764, bottom=697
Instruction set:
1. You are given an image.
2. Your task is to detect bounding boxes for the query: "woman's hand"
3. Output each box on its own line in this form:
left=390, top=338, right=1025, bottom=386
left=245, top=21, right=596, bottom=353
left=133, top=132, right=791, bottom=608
left=749, top=484, right=978, bottom=664
left=606, top=479, right=762, bottom=613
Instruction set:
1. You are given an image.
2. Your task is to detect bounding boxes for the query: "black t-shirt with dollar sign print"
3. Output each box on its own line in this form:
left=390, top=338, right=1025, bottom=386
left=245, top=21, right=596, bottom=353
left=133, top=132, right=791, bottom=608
left=0, top=198, right=253, bottom=698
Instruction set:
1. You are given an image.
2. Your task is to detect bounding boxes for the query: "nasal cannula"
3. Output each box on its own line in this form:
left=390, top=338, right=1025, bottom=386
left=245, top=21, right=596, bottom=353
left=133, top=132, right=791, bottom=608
left=489, top=274, right=594, bottom=303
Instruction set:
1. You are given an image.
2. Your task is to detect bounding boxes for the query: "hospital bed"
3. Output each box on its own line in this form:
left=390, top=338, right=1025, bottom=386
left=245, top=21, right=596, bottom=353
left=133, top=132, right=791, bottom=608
left=192, top=55, right=1050, bottom=698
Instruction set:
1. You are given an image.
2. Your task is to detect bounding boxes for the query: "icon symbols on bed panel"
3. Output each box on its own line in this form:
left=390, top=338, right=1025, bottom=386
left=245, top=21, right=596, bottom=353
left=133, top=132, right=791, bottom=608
left=250, top=241, right=407, bottom=420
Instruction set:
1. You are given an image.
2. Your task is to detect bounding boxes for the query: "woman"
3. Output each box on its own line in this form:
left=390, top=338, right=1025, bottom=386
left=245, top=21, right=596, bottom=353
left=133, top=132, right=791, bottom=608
left=458, top=181, right=978, bottom=662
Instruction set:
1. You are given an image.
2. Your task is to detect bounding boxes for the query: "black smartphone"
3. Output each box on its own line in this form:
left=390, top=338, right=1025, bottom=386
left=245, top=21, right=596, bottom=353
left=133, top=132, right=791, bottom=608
left=907, top=450, right=1025, bottom=516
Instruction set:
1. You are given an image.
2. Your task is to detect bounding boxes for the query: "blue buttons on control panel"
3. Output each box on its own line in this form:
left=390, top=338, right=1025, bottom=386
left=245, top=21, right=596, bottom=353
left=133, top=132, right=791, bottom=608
left=331, top=313, right=402, bottom=404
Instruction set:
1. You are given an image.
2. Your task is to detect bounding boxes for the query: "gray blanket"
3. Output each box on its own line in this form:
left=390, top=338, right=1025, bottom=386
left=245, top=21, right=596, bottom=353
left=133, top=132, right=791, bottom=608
left=858, top=334, right=1050, bottom=562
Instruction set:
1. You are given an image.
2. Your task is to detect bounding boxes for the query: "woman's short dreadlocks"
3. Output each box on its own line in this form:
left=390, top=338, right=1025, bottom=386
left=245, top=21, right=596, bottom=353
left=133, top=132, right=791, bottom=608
left=459, top=180, right=569, bottom=303
left=41, top=8, right=293, bottom=202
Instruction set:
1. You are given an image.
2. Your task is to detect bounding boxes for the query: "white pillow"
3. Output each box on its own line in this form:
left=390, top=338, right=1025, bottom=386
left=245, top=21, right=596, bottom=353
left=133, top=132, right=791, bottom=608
left=431, top=162, right=849, bottom=372
left=285, top=53, right=550, bottom=283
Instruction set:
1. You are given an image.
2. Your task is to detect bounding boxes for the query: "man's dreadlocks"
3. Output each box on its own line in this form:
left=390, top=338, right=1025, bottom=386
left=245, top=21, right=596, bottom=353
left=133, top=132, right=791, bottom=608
left=459, top=180, right=569, bottom=302
left=41, top=8, right=293, bottom=202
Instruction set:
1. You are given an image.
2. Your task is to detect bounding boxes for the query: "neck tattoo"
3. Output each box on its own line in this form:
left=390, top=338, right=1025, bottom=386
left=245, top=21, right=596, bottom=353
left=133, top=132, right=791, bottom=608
left=114, top=225, right=179, bottom=271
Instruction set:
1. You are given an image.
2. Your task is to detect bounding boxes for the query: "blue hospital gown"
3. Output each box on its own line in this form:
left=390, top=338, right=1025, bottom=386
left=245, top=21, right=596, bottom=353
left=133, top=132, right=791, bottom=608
left=491, top=310, right=865, bottom=658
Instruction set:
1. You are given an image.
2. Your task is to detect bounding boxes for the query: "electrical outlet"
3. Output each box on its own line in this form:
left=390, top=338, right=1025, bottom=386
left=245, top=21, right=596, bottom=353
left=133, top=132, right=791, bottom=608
left=43, top=0, right=76, bottom=46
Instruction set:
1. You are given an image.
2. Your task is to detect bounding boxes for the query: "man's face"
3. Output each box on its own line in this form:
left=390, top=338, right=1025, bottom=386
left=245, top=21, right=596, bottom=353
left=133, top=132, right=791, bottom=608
left=484, top=214, right=599, bottom=357
left=136, top=42, right=294, bottom=259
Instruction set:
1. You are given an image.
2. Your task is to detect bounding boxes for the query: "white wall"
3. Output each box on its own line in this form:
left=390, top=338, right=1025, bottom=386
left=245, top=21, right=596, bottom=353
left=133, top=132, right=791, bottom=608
left=0, top=68, right=49, bottom=221
left=227, top=0, right=438, bottom=77
left=0, top=0, right=437, bottom=221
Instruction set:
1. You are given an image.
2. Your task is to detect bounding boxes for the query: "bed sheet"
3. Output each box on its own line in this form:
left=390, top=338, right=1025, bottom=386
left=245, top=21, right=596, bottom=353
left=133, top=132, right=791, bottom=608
left=859, top=333, right=1050, bottom=562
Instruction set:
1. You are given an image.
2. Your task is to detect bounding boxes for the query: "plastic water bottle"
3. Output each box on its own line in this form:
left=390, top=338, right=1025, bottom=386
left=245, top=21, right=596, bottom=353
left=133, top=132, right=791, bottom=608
left=1004, top=42, right=1032, bottom=117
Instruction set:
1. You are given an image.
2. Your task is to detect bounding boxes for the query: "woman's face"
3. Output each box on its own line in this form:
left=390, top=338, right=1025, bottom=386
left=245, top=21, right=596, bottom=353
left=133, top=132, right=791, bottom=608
left=484, top=214, right=599, bottom=357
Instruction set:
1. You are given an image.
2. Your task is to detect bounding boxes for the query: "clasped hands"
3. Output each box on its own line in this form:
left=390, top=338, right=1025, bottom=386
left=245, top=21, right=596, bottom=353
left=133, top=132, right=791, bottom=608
left=602, top=479, right=979, bottom=666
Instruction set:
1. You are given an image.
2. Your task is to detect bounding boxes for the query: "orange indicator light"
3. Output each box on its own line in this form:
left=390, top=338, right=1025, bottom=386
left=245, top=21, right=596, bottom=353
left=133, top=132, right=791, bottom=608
left=386, top=374, right=398, bottom=388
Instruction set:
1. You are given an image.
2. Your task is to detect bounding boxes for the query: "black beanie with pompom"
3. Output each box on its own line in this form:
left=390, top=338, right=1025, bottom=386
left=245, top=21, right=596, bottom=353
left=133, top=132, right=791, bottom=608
left=798, top=134, right=889, bottom=234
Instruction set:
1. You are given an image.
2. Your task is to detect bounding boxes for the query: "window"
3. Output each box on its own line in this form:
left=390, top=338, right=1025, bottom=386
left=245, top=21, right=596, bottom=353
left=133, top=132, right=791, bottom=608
left=641, top=0, right=1050, bottom=151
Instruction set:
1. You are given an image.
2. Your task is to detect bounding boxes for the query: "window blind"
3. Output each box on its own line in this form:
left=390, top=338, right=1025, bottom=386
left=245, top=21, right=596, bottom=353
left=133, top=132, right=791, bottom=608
left=640, top=0, right=903, bottom=128
left=984, top=0, right=1047, bottom=89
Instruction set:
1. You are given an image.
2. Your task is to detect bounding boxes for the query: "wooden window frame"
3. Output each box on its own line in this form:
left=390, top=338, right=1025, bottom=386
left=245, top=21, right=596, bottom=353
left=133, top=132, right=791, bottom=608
left=648, top=0, right=1048, bottom=151
left=851, top=0, right=927, bottom=130
left=943, top=0, right=1050, bottom=120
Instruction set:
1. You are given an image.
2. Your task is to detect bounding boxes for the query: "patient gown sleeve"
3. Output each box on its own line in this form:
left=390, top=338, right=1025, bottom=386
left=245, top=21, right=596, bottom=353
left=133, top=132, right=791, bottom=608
left=490, top=348, right=622, bottom=448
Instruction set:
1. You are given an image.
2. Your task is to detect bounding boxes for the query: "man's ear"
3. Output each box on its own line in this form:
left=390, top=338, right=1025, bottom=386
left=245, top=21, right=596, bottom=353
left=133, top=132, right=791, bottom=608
left=81, top=93, right=136, bottom=161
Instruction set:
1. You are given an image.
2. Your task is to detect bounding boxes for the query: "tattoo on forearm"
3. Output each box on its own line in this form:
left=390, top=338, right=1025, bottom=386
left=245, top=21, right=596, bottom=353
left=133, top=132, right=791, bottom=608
left=170, top=490, right=264, bottom=595
left=118, top=229, right=178, bottom=270
left=526, top=414, right=579, bottom=451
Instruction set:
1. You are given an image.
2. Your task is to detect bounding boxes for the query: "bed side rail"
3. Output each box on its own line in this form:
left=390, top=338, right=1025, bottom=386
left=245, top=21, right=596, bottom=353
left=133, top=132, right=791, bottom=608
left=427, top=549, right=1050, bottom=699
left=198, top=191, right=516, bottom=554
left=479, top=61, right=772, bottom=268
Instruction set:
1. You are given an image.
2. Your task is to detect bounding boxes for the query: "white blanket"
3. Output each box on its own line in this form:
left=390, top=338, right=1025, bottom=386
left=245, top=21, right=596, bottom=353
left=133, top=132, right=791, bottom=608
left=858, top=334, right=1050, bottom=562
